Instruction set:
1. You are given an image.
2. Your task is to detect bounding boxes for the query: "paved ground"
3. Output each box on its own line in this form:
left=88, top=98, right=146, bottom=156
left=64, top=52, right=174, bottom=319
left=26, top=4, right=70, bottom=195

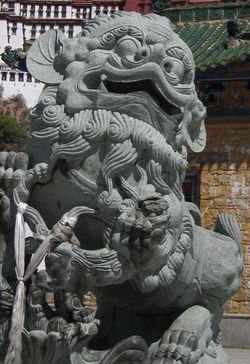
left=225, top=348, right=250, bottom=364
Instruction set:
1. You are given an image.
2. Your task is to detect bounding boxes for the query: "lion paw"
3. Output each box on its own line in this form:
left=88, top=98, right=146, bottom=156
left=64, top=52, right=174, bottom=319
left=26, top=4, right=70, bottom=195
left=155, top=330, right=199, bottom=364
left=71, top=306, right=96, bottom=323
left=61, top=320, right=99, bottom=345
left=33, top=163, right=50, bottom=183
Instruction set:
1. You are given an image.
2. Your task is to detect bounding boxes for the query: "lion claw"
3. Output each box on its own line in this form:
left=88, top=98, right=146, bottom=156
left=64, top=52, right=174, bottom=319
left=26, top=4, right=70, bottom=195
left=155, top=330, right=198, bottom=363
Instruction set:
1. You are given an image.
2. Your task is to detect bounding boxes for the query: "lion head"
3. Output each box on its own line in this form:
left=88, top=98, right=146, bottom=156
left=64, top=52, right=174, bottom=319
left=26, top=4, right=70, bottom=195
left=26, top=12, right=206, bottom=292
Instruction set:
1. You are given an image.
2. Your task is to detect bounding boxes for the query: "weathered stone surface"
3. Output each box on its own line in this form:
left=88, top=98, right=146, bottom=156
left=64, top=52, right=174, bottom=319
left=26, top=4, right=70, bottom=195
left=0, top=11, right=243, bottom=364
left=193, top=126, right=250, bottom=315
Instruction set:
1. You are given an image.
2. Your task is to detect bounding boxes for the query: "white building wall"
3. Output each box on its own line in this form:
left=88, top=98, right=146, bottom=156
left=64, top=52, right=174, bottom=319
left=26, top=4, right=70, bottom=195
left=27, top=4, right=31, bottom=18
left=66, top=5, right=71, bottom=18
left=91, top=6, right=96, bottom=18
left=8, top=21, right=23, bottom=49
left=0, top=66, right=43, bottom=107
left=15, top=2, right=21, bottom=15
left=0, top=18, right=8, bottom=54
left=24, top=25, right=31, bottom=39
left=35, top=4, right=38, bottom=18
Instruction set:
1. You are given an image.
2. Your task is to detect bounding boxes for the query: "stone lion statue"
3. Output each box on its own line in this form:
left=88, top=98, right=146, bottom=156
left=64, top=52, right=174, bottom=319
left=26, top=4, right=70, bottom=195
left=0, top=12, right=242, bottom=364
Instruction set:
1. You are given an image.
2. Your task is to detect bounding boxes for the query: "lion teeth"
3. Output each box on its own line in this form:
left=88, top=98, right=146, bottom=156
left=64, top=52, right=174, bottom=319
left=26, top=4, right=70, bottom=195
left=99, top=82, right=107, bottom=91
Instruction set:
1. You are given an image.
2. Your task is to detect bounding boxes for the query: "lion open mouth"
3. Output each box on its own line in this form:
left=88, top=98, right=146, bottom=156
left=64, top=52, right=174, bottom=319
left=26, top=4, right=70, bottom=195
left=103, top=79, right=182, bottom=118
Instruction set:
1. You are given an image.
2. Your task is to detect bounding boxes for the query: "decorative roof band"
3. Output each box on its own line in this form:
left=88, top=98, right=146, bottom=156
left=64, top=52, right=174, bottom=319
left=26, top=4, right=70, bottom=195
left=155, top=3, right=250, bottom=23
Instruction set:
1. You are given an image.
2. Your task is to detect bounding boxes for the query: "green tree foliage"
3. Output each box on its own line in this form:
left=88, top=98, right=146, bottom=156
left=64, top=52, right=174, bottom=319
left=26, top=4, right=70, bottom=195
left=0, top=91, right=30, bottom=151
left=0, top=115, right=26, bottom=144
left=0, top=93, right=31, bottom=130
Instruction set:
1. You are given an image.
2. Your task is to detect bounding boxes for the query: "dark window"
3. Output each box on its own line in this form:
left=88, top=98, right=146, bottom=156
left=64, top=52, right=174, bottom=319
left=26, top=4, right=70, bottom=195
left=54, top=4, right=59, bottom=17
left=8, top=3, right=14, bottom=12
left=199, top=81, right=227, bottom=94
left=40, top=25, right=46, bottom=34
left=18, top=73, right=24, bottom=82
left=10, top=73, right=15, bottom=81
left=197, top=81, right=226, bottom=106
left=1, top=72, right=7, bottom=81
left=22, top=4, right=27, bottom=16
left=27, top=74, right=32, bottom=82
left=12, top=24, right=17, bottom=35
left=38, top=6, right=43, bottom=16
left=243, top=81, right=250, bottom=92
left=139, top=4, right=145, bottom=12
left=207, top=81, right=227, bottom=93
left=30, top=10, right=35, bottom=17
left=49, top=25, right=54, bottom=30
left=62, top=5, right=66, bottom=17
left=46, top=6, right=51, bottom=17
left=183, top=173, right=200, bottom=206
left=68, top=25, right=74, bottom=38
left=206, top=93, right=219, bottom=106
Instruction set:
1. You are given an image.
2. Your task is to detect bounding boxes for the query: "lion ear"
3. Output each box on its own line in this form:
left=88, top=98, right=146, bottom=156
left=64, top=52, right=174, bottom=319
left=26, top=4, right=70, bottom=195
left=27, top=30, right=65, bottom=84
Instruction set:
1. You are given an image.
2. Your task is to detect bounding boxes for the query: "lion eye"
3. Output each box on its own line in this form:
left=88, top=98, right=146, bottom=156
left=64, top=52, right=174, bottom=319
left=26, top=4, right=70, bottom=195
left=163, top=60, right=173, bottom=73
left=115, top=37, right=140, bottom=57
